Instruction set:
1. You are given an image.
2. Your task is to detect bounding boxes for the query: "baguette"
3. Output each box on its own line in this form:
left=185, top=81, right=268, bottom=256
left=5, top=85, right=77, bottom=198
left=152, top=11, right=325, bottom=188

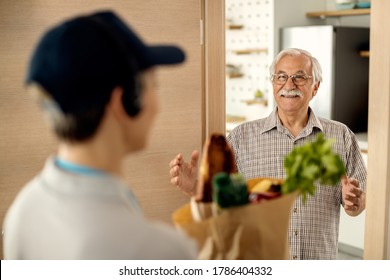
left=195, top=133, right=236, bottom=202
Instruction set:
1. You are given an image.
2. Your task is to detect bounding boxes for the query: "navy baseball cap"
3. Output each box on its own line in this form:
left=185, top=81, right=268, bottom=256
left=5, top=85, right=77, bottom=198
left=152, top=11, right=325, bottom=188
left=26, top=10, right=186, bottom=114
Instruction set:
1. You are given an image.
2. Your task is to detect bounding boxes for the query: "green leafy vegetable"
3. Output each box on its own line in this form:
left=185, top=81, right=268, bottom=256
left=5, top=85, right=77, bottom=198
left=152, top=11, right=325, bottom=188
left=212, top=172, right=249, bottom=208
left=282, top=133, right=346, bottom=201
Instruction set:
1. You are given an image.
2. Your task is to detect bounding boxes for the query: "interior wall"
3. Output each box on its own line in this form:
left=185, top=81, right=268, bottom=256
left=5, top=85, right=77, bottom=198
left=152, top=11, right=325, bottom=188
left=0, top=0, right=203, bottom=259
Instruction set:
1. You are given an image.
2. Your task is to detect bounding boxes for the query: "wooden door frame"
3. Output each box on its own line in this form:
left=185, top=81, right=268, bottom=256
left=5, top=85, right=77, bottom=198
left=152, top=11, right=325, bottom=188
left=364, top=0, right=390, bottom=259
left=202, top=0, right=226, bottom=141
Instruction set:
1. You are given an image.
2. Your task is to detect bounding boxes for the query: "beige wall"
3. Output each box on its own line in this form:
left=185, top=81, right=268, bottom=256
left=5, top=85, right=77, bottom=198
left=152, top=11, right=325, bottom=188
left=0, top=0, right=204, bottom=259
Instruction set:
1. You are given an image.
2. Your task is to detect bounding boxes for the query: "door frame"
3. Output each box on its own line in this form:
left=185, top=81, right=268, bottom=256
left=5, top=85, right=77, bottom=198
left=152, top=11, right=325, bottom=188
left=202, top=0, right=226, bottom=140
left=363, top=0, right=390, bottom=259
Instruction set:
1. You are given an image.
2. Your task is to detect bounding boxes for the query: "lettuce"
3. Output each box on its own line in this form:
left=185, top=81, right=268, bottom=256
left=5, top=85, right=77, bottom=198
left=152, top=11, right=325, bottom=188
left=282, top=133, right=346, bottom=201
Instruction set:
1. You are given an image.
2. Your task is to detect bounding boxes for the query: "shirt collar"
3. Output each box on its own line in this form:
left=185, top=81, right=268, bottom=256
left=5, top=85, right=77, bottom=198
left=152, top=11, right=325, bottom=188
left=307, top=107, right=323, bottom=132
left=259, top=107, right=279, bottom=134
left=259, top=106, right=323, bottom=134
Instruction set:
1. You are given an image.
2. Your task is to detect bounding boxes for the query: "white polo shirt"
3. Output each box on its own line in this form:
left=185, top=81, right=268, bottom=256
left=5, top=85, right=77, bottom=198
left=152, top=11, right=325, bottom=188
left=3, top=157, right=197, bottom=259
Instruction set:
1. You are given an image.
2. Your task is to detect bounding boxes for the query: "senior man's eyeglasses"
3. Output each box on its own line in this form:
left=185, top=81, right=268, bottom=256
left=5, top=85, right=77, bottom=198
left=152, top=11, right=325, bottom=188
left=271, top=73, right=313, bottom=86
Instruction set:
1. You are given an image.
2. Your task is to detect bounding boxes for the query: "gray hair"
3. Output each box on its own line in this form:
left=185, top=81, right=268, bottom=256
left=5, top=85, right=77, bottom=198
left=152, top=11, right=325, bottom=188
left=29, top=83, right=69, bottom=128
left=28, top=83, right=105, bottom=142
left=269, top=48, right=323, bottom=85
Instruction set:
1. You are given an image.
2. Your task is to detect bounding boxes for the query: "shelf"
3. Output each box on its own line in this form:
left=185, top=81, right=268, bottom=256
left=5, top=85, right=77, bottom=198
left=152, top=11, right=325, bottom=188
left=226, top=73, right=244, bottom=78
left=226, top=64, right=243, bottom=78
left=231, top=48, right=268, bottom=55
left=306, top=8, right=370, bottom=18
left=242, top=99, right=268, bottom=106
left=359, top=50, right=370, bottom=58
left=227, top=24, right=244, bottom=30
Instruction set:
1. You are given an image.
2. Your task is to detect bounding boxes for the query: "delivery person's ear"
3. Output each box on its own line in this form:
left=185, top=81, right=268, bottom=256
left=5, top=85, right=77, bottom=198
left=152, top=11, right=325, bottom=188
left=107, top=86, right=129, bottom=121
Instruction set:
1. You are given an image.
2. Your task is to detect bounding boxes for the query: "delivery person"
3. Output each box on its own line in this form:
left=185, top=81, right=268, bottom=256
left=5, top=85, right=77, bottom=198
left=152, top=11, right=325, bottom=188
left=3, top=10, right=197, bottom=259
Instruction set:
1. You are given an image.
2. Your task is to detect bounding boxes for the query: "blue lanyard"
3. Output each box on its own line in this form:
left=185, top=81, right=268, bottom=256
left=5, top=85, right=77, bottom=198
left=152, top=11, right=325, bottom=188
left=55, top=157, right=106, bottom=176
left=55, top=157, right=141, bottom=209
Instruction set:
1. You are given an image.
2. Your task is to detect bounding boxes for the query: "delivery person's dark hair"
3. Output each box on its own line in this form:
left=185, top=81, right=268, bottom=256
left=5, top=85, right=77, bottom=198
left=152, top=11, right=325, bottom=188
left=25, top=11, right=185, bottom=142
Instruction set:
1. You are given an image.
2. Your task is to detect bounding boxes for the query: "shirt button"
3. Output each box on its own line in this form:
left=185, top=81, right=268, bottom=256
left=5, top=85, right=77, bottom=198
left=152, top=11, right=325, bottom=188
left=293, top=207, right=297, bottom=213
left=293, top=255, right=297, bottom=260
left=294, top=230, right=298, bottom=236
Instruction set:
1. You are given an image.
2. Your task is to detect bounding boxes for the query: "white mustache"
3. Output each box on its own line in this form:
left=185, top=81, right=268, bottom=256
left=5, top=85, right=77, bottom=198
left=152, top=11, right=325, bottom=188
left=278, top=89, right=303, bottom=97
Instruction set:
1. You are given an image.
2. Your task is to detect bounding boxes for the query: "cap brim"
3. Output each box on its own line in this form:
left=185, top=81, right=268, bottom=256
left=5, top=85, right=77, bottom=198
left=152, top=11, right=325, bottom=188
left=144, top=45, right=185, bottom=69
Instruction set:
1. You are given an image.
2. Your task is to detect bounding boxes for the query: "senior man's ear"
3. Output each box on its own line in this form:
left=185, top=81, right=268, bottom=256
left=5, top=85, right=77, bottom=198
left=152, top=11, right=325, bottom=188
left=312, top=81, right=320, bottom=96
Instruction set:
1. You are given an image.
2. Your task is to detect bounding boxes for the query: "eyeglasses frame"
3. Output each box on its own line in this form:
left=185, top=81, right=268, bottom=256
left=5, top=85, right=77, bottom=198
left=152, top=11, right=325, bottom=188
left=271, top=73, right=313, bottom=86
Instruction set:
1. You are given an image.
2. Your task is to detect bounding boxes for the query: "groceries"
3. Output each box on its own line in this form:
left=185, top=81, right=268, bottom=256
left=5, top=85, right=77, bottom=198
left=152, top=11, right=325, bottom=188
left=283, top=133, right=346, bottom=201
left=191, top=133, right=283, bottom=221
left=212, top=173, right=283, bottom=208
left=212, top=172, right=248, bottom=208
left=195, top=133, right=236, bottom=203
left=191, top=132, right=346, bottom=220
left=172, top=132, right=346, bottom=259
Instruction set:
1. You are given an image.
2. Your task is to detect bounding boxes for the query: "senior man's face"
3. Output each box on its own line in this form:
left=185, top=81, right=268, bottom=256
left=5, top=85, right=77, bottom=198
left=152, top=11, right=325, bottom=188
left=272, top=54, right=319, bottom=116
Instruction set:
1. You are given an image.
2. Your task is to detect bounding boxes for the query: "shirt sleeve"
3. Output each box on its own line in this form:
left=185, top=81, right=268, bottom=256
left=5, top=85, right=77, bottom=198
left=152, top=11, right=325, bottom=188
left=344, top=128, right=367, bottom=193
left=226, top=128, right=240, bottom=172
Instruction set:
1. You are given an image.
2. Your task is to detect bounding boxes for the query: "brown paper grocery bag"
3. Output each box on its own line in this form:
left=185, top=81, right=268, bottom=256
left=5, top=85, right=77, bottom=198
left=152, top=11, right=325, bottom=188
left=172, top=190, right=298, bottom=260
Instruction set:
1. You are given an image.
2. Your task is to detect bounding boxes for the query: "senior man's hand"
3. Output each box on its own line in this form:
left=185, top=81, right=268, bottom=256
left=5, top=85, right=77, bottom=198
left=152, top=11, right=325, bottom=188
left=342, top=176, right=366, bottom=217
left=169, top=150, right=199, bottom=196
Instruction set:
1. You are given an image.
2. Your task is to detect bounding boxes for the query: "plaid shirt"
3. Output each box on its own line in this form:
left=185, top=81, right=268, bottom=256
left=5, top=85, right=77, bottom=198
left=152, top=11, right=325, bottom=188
left=227, top=107, right=367, bottom=260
